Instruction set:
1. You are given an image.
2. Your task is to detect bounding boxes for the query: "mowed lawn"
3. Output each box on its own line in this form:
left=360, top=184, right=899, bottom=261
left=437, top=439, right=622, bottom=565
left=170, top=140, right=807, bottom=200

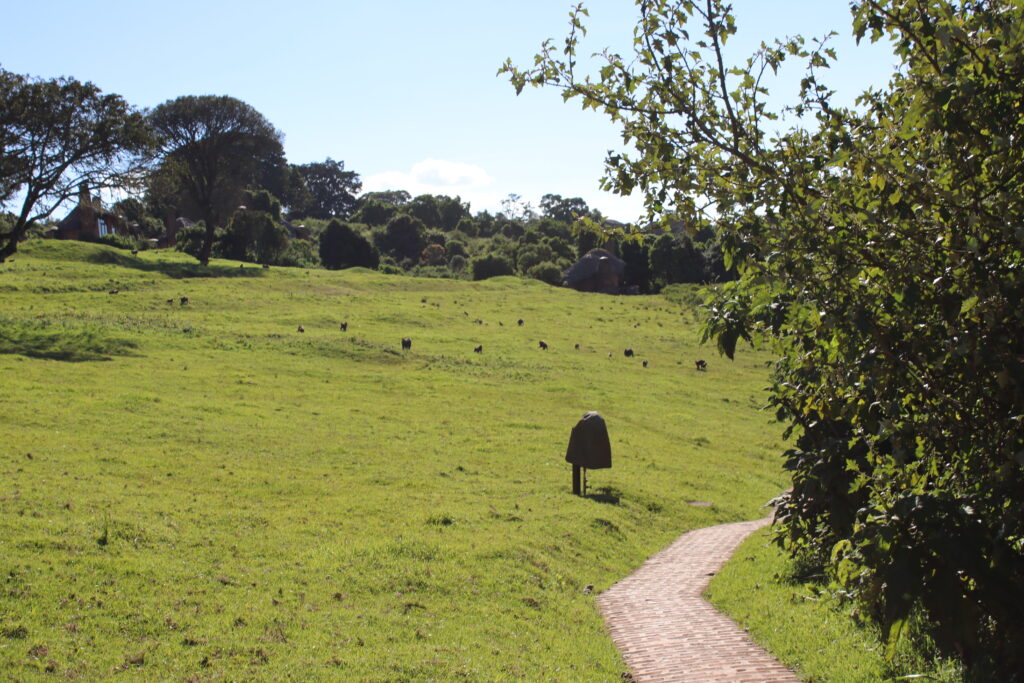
left=0, top=241, right=787, bottom=680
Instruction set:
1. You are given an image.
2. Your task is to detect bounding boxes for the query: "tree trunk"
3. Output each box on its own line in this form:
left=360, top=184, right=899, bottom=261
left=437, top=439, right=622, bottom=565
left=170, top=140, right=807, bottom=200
left=0, top=216, right=30, bottom=263
left=0, top=234, right=18, bottom=262
left=198, top=210, right=215, bottom=265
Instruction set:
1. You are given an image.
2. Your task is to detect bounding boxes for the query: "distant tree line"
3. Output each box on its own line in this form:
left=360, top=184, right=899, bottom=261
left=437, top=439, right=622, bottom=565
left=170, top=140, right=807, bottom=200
left=0, top=65, right=733, bottom=290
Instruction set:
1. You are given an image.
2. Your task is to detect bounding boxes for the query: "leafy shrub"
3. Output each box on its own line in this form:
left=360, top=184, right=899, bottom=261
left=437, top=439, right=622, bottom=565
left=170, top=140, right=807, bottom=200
left=470, top=254, right=514, bottom=280
left=527, top=261, right=563, bottom=286
left=174, top=223, right=211, bottom=259
left=221, top=210, right=289, bottom=264
left=449, top=254, right=467, bottom=272
left=376, top=256, right=403, bottom=276
left=277, top=238, right=319, bottom=268
left=320, top=220, right=378, bottom=269
left=374, top=213, right=426, bottom=262
left=420, top=243, right=446, bottom=266
left=445, top=239, right=467, bottom=258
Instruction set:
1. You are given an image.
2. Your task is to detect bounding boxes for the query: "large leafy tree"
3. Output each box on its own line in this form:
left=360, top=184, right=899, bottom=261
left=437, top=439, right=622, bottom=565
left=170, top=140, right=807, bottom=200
left=319, top=219, right=378, bottom=270
left=147, top=95, right=284, bottom=265
left=290, top=157, right=361, bottom=219
left=540, top=193, right=591, bottom=223
left=506, top=0, right=1024, bottom=675
left=0, top=68, right=151, bottom=261
left=374, top=213, right=426, bottom=264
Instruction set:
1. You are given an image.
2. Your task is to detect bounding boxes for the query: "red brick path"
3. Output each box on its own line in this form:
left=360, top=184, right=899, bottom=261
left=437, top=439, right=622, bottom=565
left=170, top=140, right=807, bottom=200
left=597, top=517, right=801, bottom=682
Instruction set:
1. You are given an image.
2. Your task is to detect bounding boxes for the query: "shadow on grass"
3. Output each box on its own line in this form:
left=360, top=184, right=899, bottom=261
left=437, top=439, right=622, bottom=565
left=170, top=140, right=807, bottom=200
left=585, top=485, right=623, bottom=505
left=0, top=320, right=138, bottom=362
left=85, top=249, right=266, bottom=279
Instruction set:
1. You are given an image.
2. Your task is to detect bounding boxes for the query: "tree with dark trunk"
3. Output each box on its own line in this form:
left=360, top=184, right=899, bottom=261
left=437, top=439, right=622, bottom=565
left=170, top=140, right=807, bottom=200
left=147, top=95, right=284, bottom=265
left=0, top=68, right=151, bottom=261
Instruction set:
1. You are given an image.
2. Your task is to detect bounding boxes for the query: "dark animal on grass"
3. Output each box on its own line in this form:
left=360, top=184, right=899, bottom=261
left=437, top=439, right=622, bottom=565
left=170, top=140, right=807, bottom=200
left=574, top=343, right=580, bottom=351
left=131, top=249, right=138, bottom=256
left=475, top=319, right=483, bottom=325
left=517, top=319, right=524, bottom=326
left=340, top=321, right=348, bottom=332
left=624, top=348, right=634, bottom=357
left=402, top=337, right=412, bottom=351
left=297, top=325, right=305, bottom=333
left=474, top=345, right=483, bottom=353
left=109, top=289, right=119, bottom=295
left=180, top=296, right=189, bottom=305
left=643, top=360, right=649, bottom=368
left=538, top=340, right=548, bottom=350
left=695, top=359, right=707, bottom=371
left=166, top=298, right=174, bottom=304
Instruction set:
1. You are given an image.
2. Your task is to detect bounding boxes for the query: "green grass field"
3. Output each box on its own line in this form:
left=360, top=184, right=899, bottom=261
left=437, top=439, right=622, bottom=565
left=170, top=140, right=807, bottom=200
left=0, top=240, right=791, bottom=680
left=706, top=529, right=963, bottom=683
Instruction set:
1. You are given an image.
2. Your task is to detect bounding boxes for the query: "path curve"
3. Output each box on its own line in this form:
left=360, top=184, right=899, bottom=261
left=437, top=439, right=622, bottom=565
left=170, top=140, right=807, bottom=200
left=597, top=517, right=801, bottom=682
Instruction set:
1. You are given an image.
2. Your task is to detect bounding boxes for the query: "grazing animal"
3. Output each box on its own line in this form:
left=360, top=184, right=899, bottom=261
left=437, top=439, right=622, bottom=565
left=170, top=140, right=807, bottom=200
left=624, top=348, right=634, bottom=357
left=474, top=345, right=483, bottom=353
left=108, top=289, right=119, bottom=295
left=517, top=319, right=524, bottom=326
left=499, top=321, right=504, bottom=327
left=695, top=359, right=708, bottom=371
left=401, top=337, right=412, bottom=351
left=166, top=298, right=174, bottom=304
left=538, top=340, right=548, bottom=350
left=180, top=296, right=189, bottom=305
left=574, top=343, right=580, bottom=351
left=131, top=249, right=139, bottom=256
left=475, top=318, right=483, bottom=325
left=340, top=321, right=348, bottom=332
left=262, top=264, right=270, bottom=269
left=297, top=325, right=305, bottom=333
left=643, top=360, right=649, bottom=368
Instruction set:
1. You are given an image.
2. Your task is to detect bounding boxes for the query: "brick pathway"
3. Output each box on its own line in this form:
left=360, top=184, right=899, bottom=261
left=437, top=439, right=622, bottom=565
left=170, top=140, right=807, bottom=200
left=597, top=517, right=801, bottom=682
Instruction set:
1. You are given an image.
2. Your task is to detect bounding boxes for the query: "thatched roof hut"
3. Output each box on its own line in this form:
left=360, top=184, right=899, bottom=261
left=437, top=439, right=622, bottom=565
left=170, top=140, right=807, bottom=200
left=563, top=248, right=625, bottom=294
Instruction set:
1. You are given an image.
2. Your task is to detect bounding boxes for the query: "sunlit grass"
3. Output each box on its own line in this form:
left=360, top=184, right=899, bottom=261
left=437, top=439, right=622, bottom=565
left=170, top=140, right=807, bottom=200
left=0, top=240, right=789, bottom=679
left=706, top=528, right=963, bottom=683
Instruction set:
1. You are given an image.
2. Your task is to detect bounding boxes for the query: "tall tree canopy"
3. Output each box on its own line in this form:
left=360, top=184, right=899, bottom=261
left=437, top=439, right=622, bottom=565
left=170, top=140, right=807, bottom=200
left=0, top=68, right=151, bottom=261
left=147, top=95, right=284, bottom=264
left=506, top=0, right=1024, bottom=675
left=539, top=193, right=591, bottom=223
left=289, top=157, right=361, bottom=219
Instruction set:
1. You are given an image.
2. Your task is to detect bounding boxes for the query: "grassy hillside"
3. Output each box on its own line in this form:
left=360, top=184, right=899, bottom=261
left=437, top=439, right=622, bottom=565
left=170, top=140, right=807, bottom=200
left=0, top=241, right=786, bottom=680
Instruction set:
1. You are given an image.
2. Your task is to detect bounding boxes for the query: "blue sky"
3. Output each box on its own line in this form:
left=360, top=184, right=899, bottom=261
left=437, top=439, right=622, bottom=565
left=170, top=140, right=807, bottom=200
left=2, top=1, right=895, bottom=222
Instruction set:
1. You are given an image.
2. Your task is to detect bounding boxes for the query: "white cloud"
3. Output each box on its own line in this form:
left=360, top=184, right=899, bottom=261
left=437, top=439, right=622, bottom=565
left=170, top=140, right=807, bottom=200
left=363, top=159, right=493, bottom=196
left=411, top=159, right=492, bottom=188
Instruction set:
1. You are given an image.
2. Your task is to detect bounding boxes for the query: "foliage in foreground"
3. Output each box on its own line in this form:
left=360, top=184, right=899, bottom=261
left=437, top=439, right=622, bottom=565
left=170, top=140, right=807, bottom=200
left=707, top=528, right=963, bottom=683
left=505, top=0, right=1024, bottom=677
